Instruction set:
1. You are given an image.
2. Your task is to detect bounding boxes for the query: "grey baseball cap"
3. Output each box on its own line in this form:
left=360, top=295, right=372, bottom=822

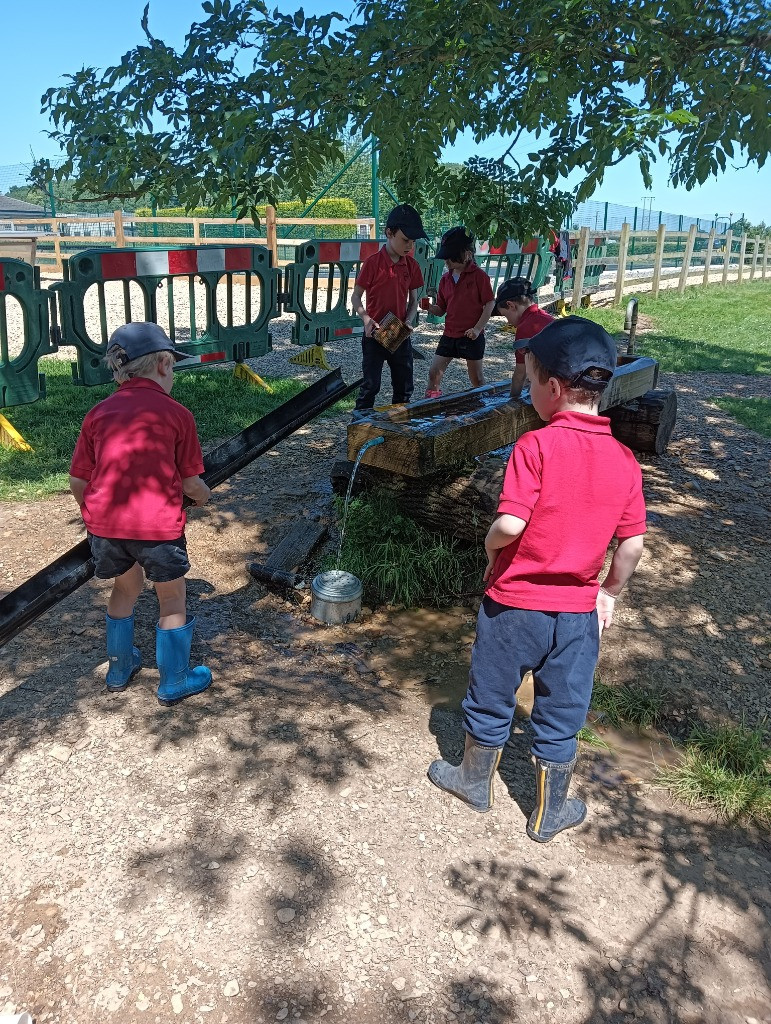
left=107, top=322, right=193, bottom=365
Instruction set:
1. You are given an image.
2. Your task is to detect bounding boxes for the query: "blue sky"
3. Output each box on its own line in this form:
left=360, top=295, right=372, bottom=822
left=1, top=0, right=768, bottom=225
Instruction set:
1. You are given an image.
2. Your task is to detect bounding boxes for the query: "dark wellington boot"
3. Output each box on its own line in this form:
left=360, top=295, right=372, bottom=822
left=527, top=757, right=587, bottom=843
left=428, top=734, right=503, bottom=813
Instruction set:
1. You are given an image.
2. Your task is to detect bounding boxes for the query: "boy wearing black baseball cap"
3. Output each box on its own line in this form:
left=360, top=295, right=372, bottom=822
left=69, top=322, right=213, bottom=707
left=428, top=317, right=646, bottom=842
left=423, top=226, right=495, bottom=397
left=493, top=277, right=555, bottom=399
left=351, top=204, right=427, bottom=416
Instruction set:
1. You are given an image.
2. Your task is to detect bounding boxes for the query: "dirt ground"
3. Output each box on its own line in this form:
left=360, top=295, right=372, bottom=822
left=1, top=315, right=770, bottom=1024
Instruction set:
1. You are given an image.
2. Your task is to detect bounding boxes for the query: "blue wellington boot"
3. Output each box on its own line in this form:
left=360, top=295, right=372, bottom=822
left=105, top=613, right=142, bottom=692
left=527, top=757, right=587, bottom=843
left=428, top=734, right=503, bottom=813
left=156, top=616, right=212, bottom=706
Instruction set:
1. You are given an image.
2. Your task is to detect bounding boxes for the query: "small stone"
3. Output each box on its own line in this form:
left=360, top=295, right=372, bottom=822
left=136, top=994, right=151, bottom=1012
left=171, top=993, right=183, bottom=1014
left=392, top=978, right=406, bottom=992
left=276, top=908, right=296, bottom=924
left=619, top=999, right=630, bottom=1011
left=49, top=744, right=72, bottom=763
left=276, top=1010, right=289, bottom=1021
left=560, top=989, right=571, bottom=998
left=609, top=958, right=623, bottom=972
left=223, top=980, right=239, bottom=998
left=207, top=861, right=220, bottom=870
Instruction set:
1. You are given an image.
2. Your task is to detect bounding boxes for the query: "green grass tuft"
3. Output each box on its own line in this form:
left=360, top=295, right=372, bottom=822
left=590, top=680, right=666, bottom=730
left=577, top=726, right=612, bottom=750
left=580, top=281, right=771, bottom=375
left=658, top=721, right=771, bottom=825
left=328, top=490, right=485, bottom=608
left=712, top=397, right=771, bottom=438
left=0, top=360, right=306, bottom=501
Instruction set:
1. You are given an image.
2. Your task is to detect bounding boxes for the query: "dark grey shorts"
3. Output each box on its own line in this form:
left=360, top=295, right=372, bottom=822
left=88, top=533, right=190, bottom=583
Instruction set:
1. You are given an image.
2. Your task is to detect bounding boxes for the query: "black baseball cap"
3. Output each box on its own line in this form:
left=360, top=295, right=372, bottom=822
left=523, top=316, right=617, bottom=391
left=107, top=322, right=193, bottom=365
left=492, top=276, right=537, bottom=315
left=385, top=203, right=428, bottom=240
left=436, top=226, right=475, bottom=260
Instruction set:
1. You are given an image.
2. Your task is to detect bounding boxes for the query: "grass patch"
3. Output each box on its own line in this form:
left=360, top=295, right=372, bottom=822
left=577, top=726, right=612, bottom=751
left=658, top=721, right=771, bottom=826
left=580, top=281, right=771, bottom=375
left=590, top=680, right=666, bottom=730
left=712, top=397, right=771, bottom=438
left=0, top=359, right=306, bottom=501
left=328, top=489, right=485, bottom=607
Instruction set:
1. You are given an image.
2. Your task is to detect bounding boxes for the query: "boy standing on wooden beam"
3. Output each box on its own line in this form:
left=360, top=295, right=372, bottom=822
left=428, top=317, right=646, bottom=842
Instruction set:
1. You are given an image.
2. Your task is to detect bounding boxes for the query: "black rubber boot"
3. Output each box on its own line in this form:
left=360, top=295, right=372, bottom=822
left=527, top=757, right=587, bottom=843
left=428, top=734, right=503, bottom=813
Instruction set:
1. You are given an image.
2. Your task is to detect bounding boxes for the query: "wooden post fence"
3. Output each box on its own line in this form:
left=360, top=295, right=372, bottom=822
left=702, top=228, right=715, bottom=287
left=614, top=222, right=630, bottom=304
left=721, top=230, right=733, bottom=285
left=737, top=233, right=747, bottom=283
left=113, top=210, right=126, bottom=248
left=678, top=224, right=697, bottom=294
left=651, top=223, right=667, bottom=298
left=750, top=236, right=759, bottom=280
left=265, top=205, right=278, bottom=266
left=571, top=226, right=590, bottom=306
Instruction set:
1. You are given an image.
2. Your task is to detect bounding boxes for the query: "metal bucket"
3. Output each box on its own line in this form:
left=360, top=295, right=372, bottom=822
left=310, top=570, right=362, bottom=625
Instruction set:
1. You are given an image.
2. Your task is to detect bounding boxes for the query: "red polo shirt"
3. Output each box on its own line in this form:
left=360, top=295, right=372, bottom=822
left=355, top=245, right=424, bottom=324
left=514, top=304, right=555, bottom=364
left=486, top=410, right=647, bottom=612
left=70, top=377, right=205, bottom=542
left=436, top=261, right=494, bottom=335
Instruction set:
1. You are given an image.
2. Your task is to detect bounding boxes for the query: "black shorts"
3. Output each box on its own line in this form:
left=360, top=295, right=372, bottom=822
left=88, top=533, right=190, bottom=583
left=435, top=333, right=486, bottom=361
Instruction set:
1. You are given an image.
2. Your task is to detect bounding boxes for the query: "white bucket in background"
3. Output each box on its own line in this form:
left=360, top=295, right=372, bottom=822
left=310, top=571, right=362, bottom=625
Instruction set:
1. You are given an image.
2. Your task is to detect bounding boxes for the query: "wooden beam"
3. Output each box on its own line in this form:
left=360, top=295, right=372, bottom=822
left=702, top=229, right=715, bottom=287
left=571, top=227, right=590, bottom=306
left=651, top=224, right=667, bottom=298
left=721, top=230, right=733, bottom=285
left=614, top=222, right=630, bottom=305
left=678, top=223, right=697, bottom=294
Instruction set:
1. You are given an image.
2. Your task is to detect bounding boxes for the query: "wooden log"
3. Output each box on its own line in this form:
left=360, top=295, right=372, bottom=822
left=334, top=388, right=678, bottom=542
left=606, top=388, right=678, bottom=455
left=248, top=519, right=327, bottom=590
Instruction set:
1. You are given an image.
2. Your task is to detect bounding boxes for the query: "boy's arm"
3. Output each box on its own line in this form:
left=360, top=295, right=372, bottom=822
left=483, top=513, right=527, bottom=582
left=597, top=534, right=645, bottom=633
left=405, top=288, right=420, bottom=329
left=69, top=476, right=88, bottom=507
left=351, top=284, right=379, bottom=337
left=464, top=299, right=496, bottom=340
left=182, top=475, right=212, bottom=507
left=510, top=364, right=527, bottom=398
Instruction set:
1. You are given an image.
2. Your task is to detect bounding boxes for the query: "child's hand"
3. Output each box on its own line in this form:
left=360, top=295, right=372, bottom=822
left=364, top=317, right=380, bottom=337
left=465, top=327, right=481, bottom=340
left=596, top=589, right=617, bottom=634
left=482, top=550, right=496, bottom=583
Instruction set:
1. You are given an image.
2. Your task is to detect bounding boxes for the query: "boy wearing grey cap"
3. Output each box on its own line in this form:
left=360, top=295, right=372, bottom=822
left=69, top=322, right=213, bottom=706
left=428, top=317, right=646, bottom=842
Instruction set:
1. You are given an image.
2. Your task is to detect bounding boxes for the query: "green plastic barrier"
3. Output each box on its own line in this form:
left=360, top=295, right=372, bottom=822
left=51, top=245, right=280, bottom=387
left=0, top=259, right=56, bottom=409
left=282, top=238, right=432, bottom=345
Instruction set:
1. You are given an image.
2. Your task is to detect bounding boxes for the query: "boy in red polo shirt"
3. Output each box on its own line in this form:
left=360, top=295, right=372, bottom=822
left=492, top=277, right=555, bottom=398
left=423, top=226, right=495, bottom=398
left=428, top=317, right=646, bottom=842
left=350, top=204, right=426, bottom=417
left=69, top=322, right=213, bottom=706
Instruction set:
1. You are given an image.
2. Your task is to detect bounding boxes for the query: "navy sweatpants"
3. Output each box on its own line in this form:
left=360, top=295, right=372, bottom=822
left=355, top=336, right=414, bottom=411
left=462, top=596, right=600, bottom=763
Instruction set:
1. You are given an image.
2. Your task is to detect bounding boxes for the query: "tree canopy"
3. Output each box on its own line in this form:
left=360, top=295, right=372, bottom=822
left=35, top=0, right=770, bottom=240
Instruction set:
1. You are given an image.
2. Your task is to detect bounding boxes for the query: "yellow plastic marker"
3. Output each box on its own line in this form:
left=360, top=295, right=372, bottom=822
left=289, top=345, right=333, bottom=370
left=0, top=413, right=33, bottom=452
left=233, top=362, right=274, bottom=393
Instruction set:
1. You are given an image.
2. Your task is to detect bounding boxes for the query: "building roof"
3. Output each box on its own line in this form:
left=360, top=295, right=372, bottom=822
left=0, top=194, right=47, bottom=215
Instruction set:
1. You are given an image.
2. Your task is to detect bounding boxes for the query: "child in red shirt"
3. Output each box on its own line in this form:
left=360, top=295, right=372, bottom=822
left=423, top=227, right=495, bottom=398
left=428, top=317, right=646, bottom=842
left=492, top=277, right=555, bottom=398
left=69, top=322, right=212, bottom=706
left=350, top=204, right=426, bottom=417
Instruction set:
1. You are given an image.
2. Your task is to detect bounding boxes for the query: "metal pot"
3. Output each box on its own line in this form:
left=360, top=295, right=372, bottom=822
left=310, top=570, right=362, bottom=625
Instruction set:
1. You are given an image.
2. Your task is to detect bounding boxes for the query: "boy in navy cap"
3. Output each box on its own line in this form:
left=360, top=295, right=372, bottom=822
left=351, top=204, right=426, bottom=417
left=428, top=317, right=646, bottom=842
left=69, top=322, right=213, bottom=706
left=423, top=226, right=495, bottom=398
left=492, top=277, right=555, bottom=398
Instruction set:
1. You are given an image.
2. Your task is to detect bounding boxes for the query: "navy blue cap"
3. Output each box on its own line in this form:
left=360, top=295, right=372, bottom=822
left=436, top=226, right=475, bottom=260
left=107, top=322, right=192, bottom=365
left=523, top=316, right=617, bottom=391
left=385, top=204, right=428, bottom=240
left=492, top=276, right=537, bottom=315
